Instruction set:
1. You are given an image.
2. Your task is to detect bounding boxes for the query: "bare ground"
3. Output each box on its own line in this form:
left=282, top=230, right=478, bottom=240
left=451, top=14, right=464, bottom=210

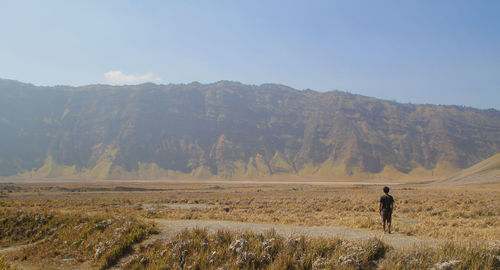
left=0, top=242, right=36, bottom=255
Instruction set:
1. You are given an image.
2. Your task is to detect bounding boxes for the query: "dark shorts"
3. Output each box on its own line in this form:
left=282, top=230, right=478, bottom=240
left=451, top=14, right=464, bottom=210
left=381, top=209, right=392, bottom=223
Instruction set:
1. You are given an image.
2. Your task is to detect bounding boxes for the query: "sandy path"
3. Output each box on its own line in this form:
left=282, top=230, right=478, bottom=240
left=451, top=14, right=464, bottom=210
left=148, top=219, right=441, bottom=249
left=0, top=243, right=33, bottom=255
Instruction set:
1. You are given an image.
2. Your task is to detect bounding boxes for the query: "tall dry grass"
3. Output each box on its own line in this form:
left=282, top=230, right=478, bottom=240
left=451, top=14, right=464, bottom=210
left=0, top=209, right=156, bottom=269
left=125, top=228, right=388, bottom=270
left=123, top=229, right=500, bottom=270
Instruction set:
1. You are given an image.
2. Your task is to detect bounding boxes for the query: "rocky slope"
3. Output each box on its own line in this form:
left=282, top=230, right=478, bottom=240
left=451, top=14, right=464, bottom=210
left=1, top=79, right=499, bottom=179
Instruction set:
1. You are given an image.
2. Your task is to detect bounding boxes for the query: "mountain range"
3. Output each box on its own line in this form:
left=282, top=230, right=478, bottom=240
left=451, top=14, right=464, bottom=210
left=1, top=78, right=499, bottom=180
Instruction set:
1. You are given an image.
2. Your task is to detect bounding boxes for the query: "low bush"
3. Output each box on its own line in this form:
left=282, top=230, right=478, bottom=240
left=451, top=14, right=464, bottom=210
left=0, top=209, right=156, bottom=269
left=124, top=229, right=389, bottom=270
left=378, top=241, right=500, bottom=270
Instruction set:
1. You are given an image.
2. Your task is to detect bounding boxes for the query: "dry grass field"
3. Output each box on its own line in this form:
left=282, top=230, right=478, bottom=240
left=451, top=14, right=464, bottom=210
left=0, top=179, right=499, bottom=269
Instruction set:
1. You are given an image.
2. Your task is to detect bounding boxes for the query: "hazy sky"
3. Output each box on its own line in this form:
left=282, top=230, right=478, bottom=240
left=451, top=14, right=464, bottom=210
left=1, top=1, right=499, bottom=109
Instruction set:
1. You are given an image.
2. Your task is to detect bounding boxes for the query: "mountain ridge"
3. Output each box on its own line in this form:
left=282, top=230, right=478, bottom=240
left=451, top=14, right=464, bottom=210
left=1, top=78, right=499, bottom=180
left=3, top=78, right=498, bottom=111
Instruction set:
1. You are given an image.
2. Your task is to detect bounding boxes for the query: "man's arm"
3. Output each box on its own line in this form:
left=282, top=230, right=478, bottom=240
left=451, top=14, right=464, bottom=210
left=379, top=202, right=382, bottom=213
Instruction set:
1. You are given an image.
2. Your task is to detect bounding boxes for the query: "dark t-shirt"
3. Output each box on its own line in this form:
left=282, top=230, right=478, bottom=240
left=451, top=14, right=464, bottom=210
left=380, top=194, right=394, bottom=211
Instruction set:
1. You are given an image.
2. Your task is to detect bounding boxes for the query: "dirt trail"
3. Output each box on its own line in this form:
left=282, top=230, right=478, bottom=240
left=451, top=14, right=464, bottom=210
left=148, top=219, right=441, bottom=249
left=0, top=243, right=32, bottom=255
left=0, top=239, right=46, bottom=255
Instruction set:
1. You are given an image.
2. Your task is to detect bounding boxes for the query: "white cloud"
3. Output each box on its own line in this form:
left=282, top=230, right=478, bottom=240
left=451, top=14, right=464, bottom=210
left=104, top=70, right=162, bottom=85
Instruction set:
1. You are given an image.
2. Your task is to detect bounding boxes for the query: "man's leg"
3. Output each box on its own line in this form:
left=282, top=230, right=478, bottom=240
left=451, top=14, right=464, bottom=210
left=381, top=212, right=386, bottom=232
left=387, top=213, right=392, bottom=233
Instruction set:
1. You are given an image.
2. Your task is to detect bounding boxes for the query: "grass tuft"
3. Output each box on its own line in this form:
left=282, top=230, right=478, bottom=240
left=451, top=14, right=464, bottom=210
left=123, top=229, right=388, bottom=270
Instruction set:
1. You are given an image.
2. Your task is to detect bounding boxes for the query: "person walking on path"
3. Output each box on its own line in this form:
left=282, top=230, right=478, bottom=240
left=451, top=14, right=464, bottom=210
left=379, top=186, right=395, bottom=233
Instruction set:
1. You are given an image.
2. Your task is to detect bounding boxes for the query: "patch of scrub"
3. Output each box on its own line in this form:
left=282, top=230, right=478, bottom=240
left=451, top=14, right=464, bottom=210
left=142, top=204, right=214, bottom=210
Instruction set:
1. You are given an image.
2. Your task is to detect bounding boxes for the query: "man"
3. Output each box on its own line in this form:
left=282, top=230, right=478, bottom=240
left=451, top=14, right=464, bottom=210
left=379, top=186, right=394, bottom=233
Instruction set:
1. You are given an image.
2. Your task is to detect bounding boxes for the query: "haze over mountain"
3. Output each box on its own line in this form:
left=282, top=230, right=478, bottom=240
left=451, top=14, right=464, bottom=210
left=1, top=78, right=499, bottom=180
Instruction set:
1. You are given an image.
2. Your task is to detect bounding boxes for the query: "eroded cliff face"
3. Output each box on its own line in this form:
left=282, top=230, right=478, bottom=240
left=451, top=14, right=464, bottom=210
left=1, top=79, right=500, bottom=179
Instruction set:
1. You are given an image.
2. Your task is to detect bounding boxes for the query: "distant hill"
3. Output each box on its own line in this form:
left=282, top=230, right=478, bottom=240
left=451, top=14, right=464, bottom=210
left=1, top=78, right=500, bottom=180
left=439, top=153, right=500, bottom=185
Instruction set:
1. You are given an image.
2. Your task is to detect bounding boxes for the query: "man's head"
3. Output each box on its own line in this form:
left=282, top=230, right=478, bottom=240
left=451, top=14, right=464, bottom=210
left=383, top=186, right=390, bottom=194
